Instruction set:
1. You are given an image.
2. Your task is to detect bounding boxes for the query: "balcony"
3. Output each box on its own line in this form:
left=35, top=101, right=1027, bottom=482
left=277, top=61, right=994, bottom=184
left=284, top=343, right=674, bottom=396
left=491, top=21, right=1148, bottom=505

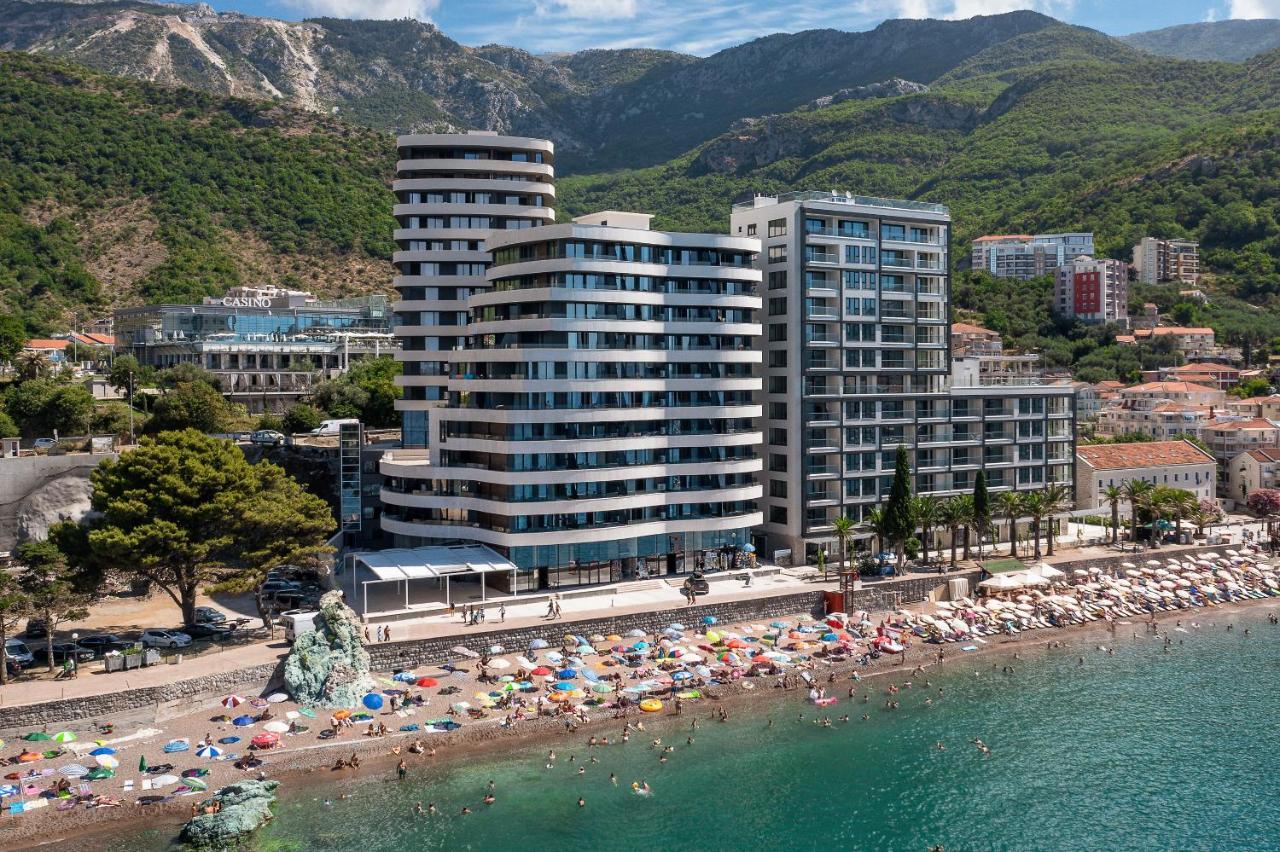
left=804, top=464, right=840, bottom=479
left=804, top=249, right=839, bottom=265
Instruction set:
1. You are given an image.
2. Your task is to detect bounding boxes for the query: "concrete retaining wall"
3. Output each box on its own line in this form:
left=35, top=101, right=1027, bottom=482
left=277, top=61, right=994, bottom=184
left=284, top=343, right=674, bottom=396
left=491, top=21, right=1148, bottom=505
left=0, top=659, right=284, bottom=732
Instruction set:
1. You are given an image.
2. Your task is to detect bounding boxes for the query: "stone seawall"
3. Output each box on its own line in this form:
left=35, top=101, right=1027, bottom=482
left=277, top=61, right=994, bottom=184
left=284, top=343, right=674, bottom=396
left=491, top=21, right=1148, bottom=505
left=0, top=660, right=284, bottom=732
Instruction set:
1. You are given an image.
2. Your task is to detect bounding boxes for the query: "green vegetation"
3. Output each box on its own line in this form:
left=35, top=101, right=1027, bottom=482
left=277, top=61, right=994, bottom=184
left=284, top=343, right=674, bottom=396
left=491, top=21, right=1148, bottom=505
left=310, top=356, right=401, bottom=428
left=0, top=51, right=394, bottom=333
left=72, top=429, right=333, bottom=624
left=14, top=538, right=90, bottom=673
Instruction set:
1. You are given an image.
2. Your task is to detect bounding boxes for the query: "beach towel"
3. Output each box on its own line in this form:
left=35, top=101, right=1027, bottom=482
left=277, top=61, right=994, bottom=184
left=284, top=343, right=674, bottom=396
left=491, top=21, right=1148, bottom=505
left=122, top=780, right=134, bottom=792
left=141, top=779, right=152, bottom=791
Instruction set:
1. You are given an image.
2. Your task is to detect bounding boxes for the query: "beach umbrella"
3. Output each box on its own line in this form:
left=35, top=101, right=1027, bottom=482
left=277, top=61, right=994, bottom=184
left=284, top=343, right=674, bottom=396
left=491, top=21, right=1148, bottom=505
left=182, top=777, right=208, bottom=791
left=89, top=747, right=116, bottom=757
left=531, top=666, right=552, bottom=676
left=267, top=692, right=289, bottom=703
left=702, top=616, right=717, bottom=625
left=251, top=733, right=279, bottom=749
left=528, top=638, right=549, bottom=650
left=263, top=721, right=290, bottom=734
left=221, top=695, right=245, bottom=709
left=668, top=623, right=685, bottom=632
left=626, top=629, right=646, bottom=638
left=393, top=672, right=417, bottom=683
left=59, top=763, right=90, bottom=778
left=672, top=671, right=692, bottom=681
left=415, top=677, right=439, bottom=688
left=591, top=682, right=613, bottom=694
left=488, top=659, right=511, bottom=669
left=84, top=767, right=114, bottom=781
left=23, top=732, right=52, bottom=742
left=163, top=740, right=189, bottom=753
left=95, top=754, right=120, bottom=769
left=152, top=774, right=180, bottom=787
left=138, top=755, right=148, bottom=773
left=362, top=692, right=385, bottom=710
left=196, top=745, right=222, bottom=759
left=52, top=732, right=76, bottom=744
left=232, top=715, right=255, bottom=727
left=217, top=736, right=241, bottom=745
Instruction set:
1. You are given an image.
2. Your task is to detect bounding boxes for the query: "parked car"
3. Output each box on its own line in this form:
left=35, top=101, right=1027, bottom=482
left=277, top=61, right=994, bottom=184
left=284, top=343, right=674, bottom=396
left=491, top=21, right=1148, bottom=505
left=4, top=638, right=34, bottom=668
left=139, top=629, right=192, bottom=649
left=193, top=606, right=227, bottom=625
left=23, top=618, right=48, bottom=640
left=263, top=590, right=307, bottom=612
left=183, top=622, right=234, bottom=640
left=259, top=580, right=302, bottom=597
left=249, top=430, right=286, bottom=447
left=78, top=634, right=130, bottom=656
left=32, top=438, right=58, bottom=450
left=35, top=642, right=96, bottom=664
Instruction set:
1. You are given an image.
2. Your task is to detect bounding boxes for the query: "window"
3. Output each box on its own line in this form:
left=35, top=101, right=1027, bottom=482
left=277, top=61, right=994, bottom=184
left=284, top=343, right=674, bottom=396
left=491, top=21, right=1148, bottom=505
left=768, top=218, right=787, bottom=238
left=769, top=453, right=788, bottom=473
left=768, top=428, right=788, bottom=447
left=769, top=506, right=788, bottom=524
left=768, top=350, right=788, bottom=368
left=768, top=297, right=788, bottom=317
left=746, top=223, right=757, bottom=236
left=768, top=376, right=788, bottom=394
left=769, top=402, right=787, bottom=420
left=769, top=270, right=788, bottom=290
left=768, top=245, right=788, bottom=264
left=769, top=480, right=788, bottom=499
left=768, top=323, right=788, bottom=342
left=844, top=244, right=876, bottom=265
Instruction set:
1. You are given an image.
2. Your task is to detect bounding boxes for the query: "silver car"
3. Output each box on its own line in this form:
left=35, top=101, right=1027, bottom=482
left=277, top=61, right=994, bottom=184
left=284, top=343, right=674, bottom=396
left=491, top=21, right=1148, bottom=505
left=139, top=629, right=192, bottom=649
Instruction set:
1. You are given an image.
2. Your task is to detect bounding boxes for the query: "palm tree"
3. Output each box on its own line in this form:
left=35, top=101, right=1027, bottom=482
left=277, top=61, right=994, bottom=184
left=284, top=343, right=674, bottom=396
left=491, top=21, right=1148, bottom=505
left=1103, top=485, right=1123, bottom=544
left=1041, top=483, right=1073, bottom=557
left=14, top=349, right=51, bottom=380
left=832, top=515, right=855, bottom=585
left=1021, top=491, right=1050, bottom=560
left=951, top=494, right=975, bottom=561
left=1166, top=489, right=1197, bottom=542
left=938, top=498, right=966, bottom=569
left=1121, top=480, right=1155, bottom=550
left=912, top=495, right=942, bottom=567
left=995, top=491, right=1024, bottom=557
left=858, top=507, right=888, bottom=568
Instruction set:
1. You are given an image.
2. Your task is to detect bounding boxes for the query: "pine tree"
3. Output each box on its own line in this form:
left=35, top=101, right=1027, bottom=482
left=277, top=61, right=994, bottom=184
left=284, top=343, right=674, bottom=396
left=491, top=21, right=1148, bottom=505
left=972, top=472, right=991, bottom=558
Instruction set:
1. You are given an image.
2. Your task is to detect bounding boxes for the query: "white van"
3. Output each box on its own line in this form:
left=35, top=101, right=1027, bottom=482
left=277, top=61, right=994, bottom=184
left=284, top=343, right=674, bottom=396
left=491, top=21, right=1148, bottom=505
left=310, top=418, right=360, bottom=436
left=282, top=610, right=321, bottom=642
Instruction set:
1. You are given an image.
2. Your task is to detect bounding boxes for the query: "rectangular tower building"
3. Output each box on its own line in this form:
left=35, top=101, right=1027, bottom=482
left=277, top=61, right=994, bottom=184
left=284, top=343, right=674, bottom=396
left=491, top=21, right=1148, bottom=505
left=732, top=192, right=1074, bottom=564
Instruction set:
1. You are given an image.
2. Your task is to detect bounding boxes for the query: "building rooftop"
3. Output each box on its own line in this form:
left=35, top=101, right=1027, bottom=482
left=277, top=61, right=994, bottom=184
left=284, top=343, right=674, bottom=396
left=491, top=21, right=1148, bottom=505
left=1245, top=448, right=1280, bottom=463
left=972, top=234, right=1033, bottom=243
left=24, top=339, right=69, bottom=350
left=1167, top=362, right=1237, bottom=373
left=733, top=190, right=948, bottom=214
left=1134, top=326, right=1215, bottom=336
left=1203, top=418, right=1280, bottom=431
left=1123, top=381, right=1221, bottom=394
left=1077, top=440, right=1215, bottom=471
left=951, top=322, right=997, bottom=336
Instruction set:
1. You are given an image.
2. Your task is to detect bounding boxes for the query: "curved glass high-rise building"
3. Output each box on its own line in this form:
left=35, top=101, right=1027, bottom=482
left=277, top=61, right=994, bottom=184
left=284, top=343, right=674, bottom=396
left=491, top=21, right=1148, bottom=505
left=392, top=131, right=556, bottom=448
left=381, top=210, right=763, bottom=588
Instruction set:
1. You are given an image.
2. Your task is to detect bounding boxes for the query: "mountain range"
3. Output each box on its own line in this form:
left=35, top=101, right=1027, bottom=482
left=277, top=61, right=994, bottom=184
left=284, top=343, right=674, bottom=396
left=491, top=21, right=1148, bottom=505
left=2, top=3, right=1280, bottom=357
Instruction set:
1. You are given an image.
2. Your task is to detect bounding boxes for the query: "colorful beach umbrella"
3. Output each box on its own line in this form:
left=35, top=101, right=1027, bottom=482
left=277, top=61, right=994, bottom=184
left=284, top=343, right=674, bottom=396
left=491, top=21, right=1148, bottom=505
left=196, top=745, right=222, bottom=758
left=267, top=692, right=289, bottom=703
left=182, top=777, right=208, bottom=791
left=362, top=693, right=384, bottom=710
left=221, top=695, right=245, bottom=708
left=84, top=767, right=114, bottom=781
left=138, top=755, right=148, bottom=773
left=89, top=747, right=116, bottom=756
left=52, top=732, right=76, bottom=743
left=415, top=677, right=438, bottom=688
left=298, top=708, right=317, bottom=718
left=23, top=732, right=52, bottom=742
left=232, top=715, right=255, bottom=727
left=263, top=721, right=290, bottom=734
left=95, top=755, right=119, bottom=769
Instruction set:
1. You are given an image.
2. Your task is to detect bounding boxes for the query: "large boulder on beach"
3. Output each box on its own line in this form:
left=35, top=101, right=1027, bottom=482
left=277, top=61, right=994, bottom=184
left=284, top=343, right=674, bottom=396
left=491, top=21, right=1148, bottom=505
left=283, top=590, right=375, bottom=708
left=178, top=779, right=279, bottom=849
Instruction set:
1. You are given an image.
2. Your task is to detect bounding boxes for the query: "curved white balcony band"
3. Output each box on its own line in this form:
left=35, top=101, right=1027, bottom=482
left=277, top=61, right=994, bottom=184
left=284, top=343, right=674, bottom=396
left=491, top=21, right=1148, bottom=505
left=380, top=511, right=763, bottom=550
left=392, top=202, right=555, bottom=220
left=380, top=484, right=762, bottom=516
left=436, top=429, right=762, bottom=456
left=485, top=223, right=758, bottom=253
left=397, top=133, right=555, bottom=153
left=485, top=259, right=761, bottom=285
left=468, top=286, right=760, bottom=311
left=381, top=456, right=764, bottom=485
left=452, top=348, right=760, bottom=365
left=434, top=404, right=761, bottom=424
left=462, top=319, right=761, bottom=338
left=390, top=177, right=557, bottom=197
left=444, top=377, right=760, bottom=394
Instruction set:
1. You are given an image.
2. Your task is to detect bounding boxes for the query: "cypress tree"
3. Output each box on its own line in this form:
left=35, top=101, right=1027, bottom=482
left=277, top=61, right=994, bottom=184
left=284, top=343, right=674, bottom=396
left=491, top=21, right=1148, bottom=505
left=972, top=471, right=990, bottom=557
left=884, top=444, right=914, bottom=571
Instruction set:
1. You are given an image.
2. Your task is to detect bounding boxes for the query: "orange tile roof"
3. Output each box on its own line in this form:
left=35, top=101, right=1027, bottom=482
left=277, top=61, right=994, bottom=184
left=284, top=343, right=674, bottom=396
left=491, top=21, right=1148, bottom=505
left=24, top=339, right=69, bottom=350
left=972, top=234, right=1033, bottom=243
left=1123, top=381, right=1221, bottom=394
left=1148, top=403, right=1212, bottom=413
left=1241, top=395, right=1280, bottom=404
left=1246, top=448, right=1280, bottom=463
left=1135, top=327, right=1215, bottom=336
left=951, top=322, right=996, bottom=335
left=1077, top=440, right=1215, bottom=471
left=1168, top=362, right=1235, bottom=373
left=1204, top=418, right=1280, bottom=431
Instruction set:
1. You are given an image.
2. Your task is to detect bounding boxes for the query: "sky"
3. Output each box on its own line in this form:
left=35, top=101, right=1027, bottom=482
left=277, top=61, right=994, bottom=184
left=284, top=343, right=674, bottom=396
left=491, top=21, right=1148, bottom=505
left=192, top=0, right=1280, bottom=56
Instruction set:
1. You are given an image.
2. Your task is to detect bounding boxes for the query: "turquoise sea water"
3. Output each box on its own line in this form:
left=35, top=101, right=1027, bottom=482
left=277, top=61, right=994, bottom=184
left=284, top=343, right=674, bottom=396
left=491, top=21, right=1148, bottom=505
left=90, top=605, right=1280, bottom=851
